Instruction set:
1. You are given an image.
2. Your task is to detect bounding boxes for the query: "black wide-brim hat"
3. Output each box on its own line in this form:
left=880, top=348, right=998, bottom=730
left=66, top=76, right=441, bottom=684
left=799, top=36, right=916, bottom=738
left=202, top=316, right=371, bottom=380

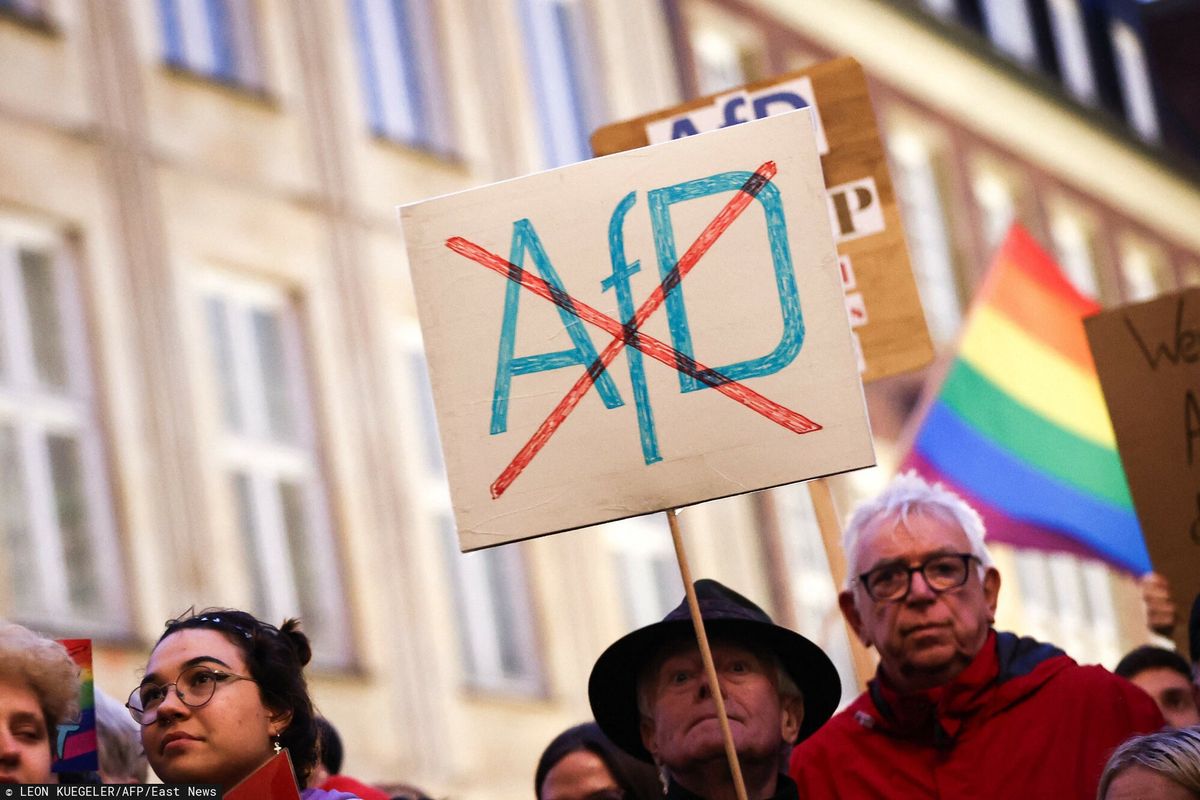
left=588, top=578, right=842, bottom=762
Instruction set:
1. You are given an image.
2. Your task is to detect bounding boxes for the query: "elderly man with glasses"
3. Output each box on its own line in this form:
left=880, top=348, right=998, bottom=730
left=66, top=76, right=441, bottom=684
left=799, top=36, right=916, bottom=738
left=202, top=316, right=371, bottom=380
left=789, top=472, right=1163, bottom=800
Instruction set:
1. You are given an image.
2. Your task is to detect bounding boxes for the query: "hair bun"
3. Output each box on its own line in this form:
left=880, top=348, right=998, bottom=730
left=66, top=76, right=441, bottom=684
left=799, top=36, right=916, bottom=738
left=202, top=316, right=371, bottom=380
left=279, top=618, right=313, bottom=667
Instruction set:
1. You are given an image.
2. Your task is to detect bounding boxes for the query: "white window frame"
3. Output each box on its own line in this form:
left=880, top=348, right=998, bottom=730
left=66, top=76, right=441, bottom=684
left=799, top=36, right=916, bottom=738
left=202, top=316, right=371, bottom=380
left=0, top=219, right=126, bottom=634
left=157, top=0, right=265, bottom=90
left=394, top=327, right=544, bottom=695
left=198, top=272, right=349, bottom=662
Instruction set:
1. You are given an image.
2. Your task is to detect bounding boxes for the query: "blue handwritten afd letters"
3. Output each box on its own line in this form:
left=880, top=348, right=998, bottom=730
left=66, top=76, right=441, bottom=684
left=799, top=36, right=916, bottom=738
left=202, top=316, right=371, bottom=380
left=491, top=169, right=803, bottom=467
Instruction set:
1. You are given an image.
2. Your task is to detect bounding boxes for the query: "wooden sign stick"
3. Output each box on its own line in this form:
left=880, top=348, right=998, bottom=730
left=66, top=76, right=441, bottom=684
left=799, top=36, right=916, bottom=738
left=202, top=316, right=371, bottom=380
left=806, top=477, right=877, bottom=690
left=666, top=508, right=750, bottom=800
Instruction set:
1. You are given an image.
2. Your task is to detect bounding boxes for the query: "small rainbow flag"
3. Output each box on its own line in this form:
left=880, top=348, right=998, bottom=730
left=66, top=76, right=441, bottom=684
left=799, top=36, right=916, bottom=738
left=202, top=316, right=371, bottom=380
left=53, top=638, right=97, bottom=774
left=903, top=225, right=1150, bottom=574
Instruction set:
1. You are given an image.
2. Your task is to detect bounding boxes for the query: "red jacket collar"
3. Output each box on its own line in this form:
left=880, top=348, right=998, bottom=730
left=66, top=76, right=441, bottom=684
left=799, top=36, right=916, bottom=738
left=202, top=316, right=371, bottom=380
left=859, top=630, right=1073, bottom=746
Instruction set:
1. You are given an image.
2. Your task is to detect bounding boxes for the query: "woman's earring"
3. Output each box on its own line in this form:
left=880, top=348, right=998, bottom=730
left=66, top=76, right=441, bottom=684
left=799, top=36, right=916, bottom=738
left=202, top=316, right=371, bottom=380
left=273, top=736, right=282, bottom=755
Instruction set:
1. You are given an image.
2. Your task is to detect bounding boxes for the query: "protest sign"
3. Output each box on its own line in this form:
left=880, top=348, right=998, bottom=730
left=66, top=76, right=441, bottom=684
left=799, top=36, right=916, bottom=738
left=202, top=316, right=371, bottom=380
left=52, top=639, right=97, bottom=774
left=592, top=57, right=932, bottom=384
left=1086, top=288, right=1200, bottom=651
left=401, top=110, right=874, bottom=550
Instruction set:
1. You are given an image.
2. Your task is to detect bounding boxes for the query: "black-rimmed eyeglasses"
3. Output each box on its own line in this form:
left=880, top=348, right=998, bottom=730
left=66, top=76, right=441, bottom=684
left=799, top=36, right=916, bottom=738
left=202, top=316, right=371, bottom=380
left=126, top=665, right=256, bottom=726
left=857, top=553, right=980, bottom=602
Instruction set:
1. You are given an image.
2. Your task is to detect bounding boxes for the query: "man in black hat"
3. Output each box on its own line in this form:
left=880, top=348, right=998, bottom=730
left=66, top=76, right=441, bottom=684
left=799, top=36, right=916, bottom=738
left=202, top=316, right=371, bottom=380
left=589, top=579, right=841, bottom=800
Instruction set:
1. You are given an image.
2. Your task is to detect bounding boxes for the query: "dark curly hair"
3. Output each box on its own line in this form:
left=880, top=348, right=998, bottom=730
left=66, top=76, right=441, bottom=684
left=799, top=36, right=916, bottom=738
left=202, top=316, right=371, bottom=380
left=156, top=609, right=318, bottom=788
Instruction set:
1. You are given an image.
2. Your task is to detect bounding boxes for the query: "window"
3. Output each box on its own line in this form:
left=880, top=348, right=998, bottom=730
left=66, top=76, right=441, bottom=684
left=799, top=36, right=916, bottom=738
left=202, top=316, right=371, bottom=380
left=350, top=0, right=455, bottom=154
left=157, top=0, right=264, bottom=90
left=887, top=128, right=963, bottom=343
left=0, top=220, right=126, bottom=633
left=970, top=168, right=1017, bottom=252
left=984, top=0, right=1041, bottom=67
left=1110, top=21, right=1160, bottom=143
left=979, top=0, right=1039, bottom=67
left=201, top=275, right=347, bottom=662
left=603, top=515, right=682, bottom=629
left=396, top=330, right=544, bottom=693
left=1046, top=0, right=1098, bottom=104
left=1119, top=237, right=1171, bottom=301
left=1048, top=211, right=1100, bottom=299
left=682, top=1, right=769, bottom=95
left=519, top=0, right=607, bottom=167
left=773, top=484, right=857, bottom=704
left=1012, top=548, right=1120, bottom=666
left=920, top=0, right=959, bottom=19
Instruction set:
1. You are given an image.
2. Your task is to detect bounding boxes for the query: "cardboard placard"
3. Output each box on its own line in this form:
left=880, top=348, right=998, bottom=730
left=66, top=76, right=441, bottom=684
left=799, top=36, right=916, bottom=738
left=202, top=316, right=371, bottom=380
left=592, top=57, right=933, bottom=384
left=1085, top=288, right=1200, bottom=653
left=401, top=111, right=875, bottom=550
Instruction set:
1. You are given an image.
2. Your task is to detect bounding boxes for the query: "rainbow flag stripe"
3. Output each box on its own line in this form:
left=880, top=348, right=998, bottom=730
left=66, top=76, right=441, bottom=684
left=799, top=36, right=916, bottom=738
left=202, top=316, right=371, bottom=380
left=903, top=225, right=1150, bottom=574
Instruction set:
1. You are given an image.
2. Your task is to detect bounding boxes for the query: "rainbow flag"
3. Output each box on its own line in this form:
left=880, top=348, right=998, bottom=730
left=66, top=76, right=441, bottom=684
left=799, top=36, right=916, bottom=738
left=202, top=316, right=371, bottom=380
left=903, top=225, right=1150, bottom=574
left=53, top=638, right=97, bottom=774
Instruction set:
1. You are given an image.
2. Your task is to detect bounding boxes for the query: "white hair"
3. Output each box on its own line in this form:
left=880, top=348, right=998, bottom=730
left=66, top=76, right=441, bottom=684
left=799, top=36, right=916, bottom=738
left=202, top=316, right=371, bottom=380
left=842, top=471, right=993, bottom=590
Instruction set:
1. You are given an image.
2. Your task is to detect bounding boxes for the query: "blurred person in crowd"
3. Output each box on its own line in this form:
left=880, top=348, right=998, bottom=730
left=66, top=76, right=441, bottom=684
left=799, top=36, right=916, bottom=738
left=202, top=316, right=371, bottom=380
left=790, top=472, right=1164, bottom=799
left=0, top=621, right=80, bottom=784
left=1097, top=725, right=1200, bottom=799
left=1115, top=645, right=1200, bottom=729
left=535, top=721, right=661, bottom=800
left=94, top=688, right=146, bottom=783
left=127, top=608, right=361, bottom=798
left=589, top=579, right=840, bottom=800
left=380, top=782, right=435, bottom=800
left=312, top=716, right=389, bottom=800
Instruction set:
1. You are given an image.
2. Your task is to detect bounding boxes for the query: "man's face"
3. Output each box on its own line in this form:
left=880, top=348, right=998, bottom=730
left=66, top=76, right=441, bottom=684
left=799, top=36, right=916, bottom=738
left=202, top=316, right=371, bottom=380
left=0, top=676, right=54, bottom=784
left=1128, top=667, right=1200, bottom=729
left=639, top=639, right=801, bottom=774
left=839, top=511, right=1000, bottom=692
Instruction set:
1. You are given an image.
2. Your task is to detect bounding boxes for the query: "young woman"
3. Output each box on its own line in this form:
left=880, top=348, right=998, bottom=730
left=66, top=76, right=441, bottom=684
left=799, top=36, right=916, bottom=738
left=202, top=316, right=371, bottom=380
left=128, top=609, right=358, bottom=799
left=0, top=622, right=80, bottom=785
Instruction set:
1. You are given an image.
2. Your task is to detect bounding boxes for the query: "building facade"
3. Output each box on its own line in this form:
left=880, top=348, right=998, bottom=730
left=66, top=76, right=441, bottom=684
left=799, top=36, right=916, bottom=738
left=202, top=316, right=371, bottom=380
left=0, top=0, right=1195, bottom=797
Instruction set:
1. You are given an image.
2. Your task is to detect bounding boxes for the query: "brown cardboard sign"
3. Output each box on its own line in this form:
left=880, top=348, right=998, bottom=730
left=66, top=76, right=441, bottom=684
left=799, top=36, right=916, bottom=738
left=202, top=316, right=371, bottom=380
left=1085, top=288, right=1200, bottom=652
left=592, top=57, right=933, bottom=383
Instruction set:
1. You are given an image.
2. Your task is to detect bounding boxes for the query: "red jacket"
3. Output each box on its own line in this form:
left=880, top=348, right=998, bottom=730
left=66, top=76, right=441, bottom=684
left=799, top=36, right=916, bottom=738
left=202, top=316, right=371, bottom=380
left=789, top=631, right=1163, bottom=799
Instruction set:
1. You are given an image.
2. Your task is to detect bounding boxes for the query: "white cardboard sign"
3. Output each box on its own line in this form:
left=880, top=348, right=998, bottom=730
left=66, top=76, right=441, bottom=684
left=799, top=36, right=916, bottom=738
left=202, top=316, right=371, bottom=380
left=400, top=111, right=875, bottom=550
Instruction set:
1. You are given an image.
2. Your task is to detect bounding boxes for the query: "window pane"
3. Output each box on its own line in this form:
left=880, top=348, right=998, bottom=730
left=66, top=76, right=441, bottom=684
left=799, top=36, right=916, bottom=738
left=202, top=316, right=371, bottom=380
left=20, top=248, right=68, bottom=390
left=408, top=351, right=443, bottom=473
left=485, top=549, right=526, bottom=676
left=46, top=432, right=98, bottom=613
left=0, top=424, right=37, bottom=614
left=231, top=471, right=269, bottom=615
left=252, top=309, right=297, bottom=443
left=279, top=479, right=324, bottom=639
left=206, top=297, right=243, bottom=432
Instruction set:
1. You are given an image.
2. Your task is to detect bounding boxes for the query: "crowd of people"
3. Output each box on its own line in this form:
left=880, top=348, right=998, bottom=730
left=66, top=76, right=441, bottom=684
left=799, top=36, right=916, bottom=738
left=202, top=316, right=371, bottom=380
left=4, top=472, right=1200, bottom=798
